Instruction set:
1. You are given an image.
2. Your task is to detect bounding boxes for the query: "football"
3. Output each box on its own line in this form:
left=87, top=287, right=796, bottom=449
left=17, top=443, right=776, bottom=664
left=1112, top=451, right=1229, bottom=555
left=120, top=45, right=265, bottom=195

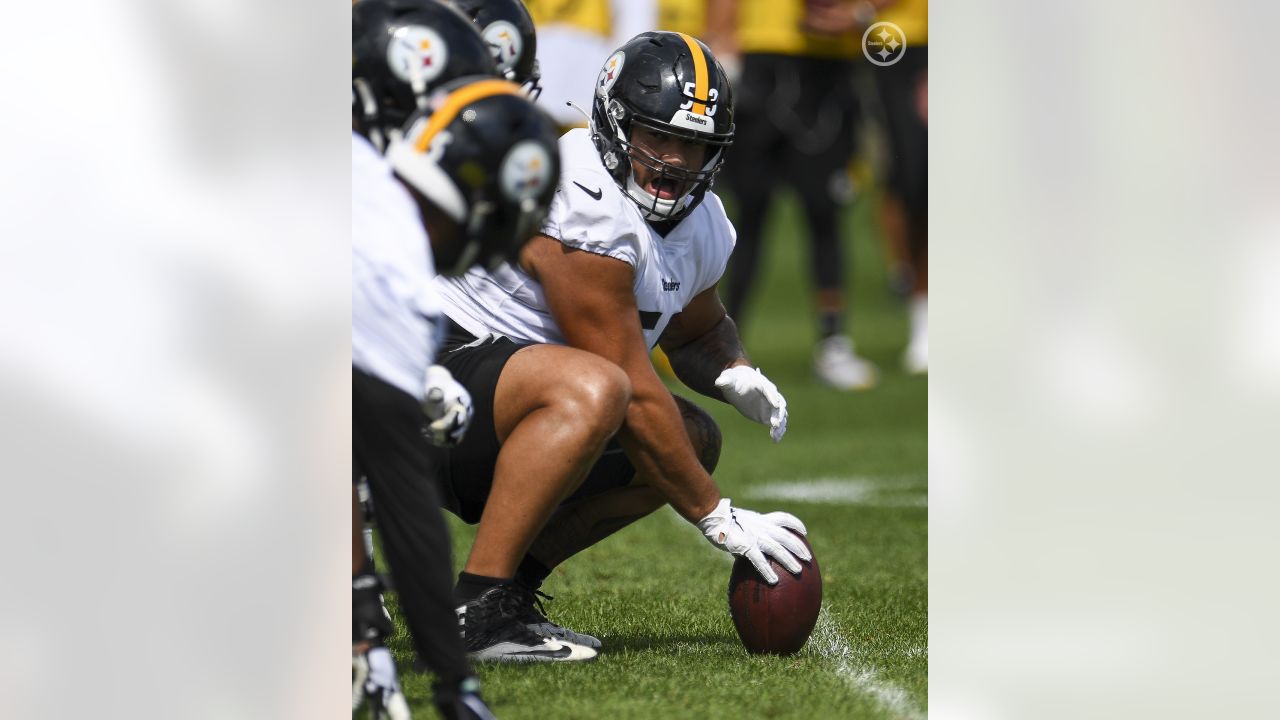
left=727, top=532, right=823, bottom=655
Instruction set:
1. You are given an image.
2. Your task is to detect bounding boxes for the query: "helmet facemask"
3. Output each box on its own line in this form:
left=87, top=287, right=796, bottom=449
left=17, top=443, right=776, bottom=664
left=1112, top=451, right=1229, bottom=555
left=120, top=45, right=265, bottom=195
left=595, top=99, right=726, bottom=222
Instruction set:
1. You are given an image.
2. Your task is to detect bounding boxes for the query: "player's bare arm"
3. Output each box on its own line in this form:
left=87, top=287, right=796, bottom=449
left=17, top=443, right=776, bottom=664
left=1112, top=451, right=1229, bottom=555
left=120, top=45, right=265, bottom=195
left=520, top=234, right=722, bottom=522
left=660, top=284, right=751, bottom=400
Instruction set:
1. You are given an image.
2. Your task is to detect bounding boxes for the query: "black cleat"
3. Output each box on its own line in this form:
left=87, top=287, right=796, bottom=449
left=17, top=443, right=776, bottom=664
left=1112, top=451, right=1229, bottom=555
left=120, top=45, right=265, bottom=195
left=511, top=584, right=603, bottom=651
left=457, top=584, right=597, bottom=663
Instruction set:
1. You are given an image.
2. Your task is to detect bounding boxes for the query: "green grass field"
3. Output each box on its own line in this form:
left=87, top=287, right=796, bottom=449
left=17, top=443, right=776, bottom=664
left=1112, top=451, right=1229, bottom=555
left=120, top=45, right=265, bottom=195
left=386, top=188, right=927, bottom=719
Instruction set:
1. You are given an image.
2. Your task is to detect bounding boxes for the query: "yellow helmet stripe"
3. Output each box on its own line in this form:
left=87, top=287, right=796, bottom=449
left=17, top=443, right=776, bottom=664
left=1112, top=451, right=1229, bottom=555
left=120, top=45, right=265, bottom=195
left=676, top=32, right=709, bottom=116
left=412, top=79, right=523, bottom=152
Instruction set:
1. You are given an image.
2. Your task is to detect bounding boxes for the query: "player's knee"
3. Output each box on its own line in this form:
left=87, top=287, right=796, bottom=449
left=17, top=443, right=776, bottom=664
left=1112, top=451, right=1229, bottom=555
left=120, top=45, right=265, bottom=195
left=565, top=361, right=631, bottom=438
left=675, top=396, right=721, bottom=474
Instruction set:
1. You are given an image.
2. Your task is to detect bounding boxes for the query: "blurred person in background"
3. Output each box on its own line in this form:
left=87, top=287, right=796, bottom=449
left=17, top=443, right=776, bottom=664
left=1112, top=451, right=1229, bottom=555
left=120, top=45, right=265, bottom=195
left=804, top=0, right=927, bottom=373
left=353, top=1, right=558, bottom=716
left=523, top=0, right=657, bottom=132
left=704, top=0, right=879, bottom=390
left=446, top=0, right=544, bottom=99
left=427, top=30, right=812, bottom=662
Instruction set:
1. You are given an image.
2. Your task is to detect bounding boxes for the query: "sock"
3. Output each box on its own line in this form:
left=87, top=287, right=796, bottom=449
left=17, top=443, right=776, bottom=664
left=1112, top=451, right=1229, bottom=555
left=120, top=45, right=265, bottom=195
left=818, top=309, right=843, bottom=340
left=454, top=571, right=509, bottom=605
left=514, top=554, right=552, bottom=591
left=909, top=294, right=928, bottom=345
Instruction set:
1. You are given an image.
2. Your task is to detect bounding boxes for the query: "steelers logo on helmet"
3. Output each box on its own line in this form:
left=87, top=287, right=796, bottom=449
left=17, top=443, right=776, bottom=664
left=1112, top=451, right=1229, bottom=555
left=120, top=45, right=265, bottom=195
left=482, top=20, right=523, bottom=76
left=499, top=140, right=552, bottom=203
left=387, top=25, right=449, bottom=85
left=597, top=51, right=626, bottom=99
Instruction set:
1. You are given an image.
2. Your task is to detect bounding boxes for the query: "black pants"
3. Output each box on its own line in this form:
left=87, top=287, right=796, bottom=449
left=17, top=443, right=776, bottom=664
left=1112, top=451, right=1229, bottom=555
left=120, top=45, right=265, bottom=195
left=721, top=53, right=860, bottom=324
left=352, top=367, right=470, bottom=683
left=875, top=46, right=928, bottom=250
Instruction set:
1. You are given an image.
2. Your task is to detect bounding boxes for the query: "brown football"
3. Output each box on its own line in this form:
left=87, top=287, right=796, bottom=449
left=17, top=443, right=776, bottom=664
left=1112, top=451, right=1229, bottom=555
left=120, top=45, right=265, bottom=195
left=727, top=532, right=822, bottom=655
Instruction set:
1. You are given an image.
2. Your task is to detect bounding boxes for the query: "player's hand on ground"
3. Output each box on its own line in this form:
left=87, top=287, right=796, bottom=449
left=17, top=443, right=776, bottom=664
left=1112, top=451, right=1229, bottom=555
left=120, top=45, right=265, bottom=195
left=421, top=364, right=473, bottom=447
left=697, top=498, right=811, bottom=584
left=714, top=366, right=788, bottom=442
left=353, top=645, right=411, bottom=720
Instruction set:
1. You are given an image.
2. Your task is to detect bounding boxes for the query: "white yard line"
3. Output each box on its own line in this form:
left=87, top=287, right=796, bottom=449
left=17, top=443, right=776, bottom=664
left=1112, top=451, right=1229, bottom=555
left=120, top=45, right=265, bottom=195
left=746, top=476, right=928, bottom=507
left=808, top=608, right=927, bottom=720
left=661, top=507, right=926, bottom=718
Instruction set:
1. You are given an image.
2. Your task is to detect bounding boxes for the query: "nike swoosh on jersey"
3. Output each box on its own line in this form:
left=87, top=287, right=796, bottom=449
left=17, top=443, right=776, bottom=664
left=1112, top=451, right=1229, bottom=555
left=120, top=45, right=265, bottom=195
left=572, top=181, right=603, bottom=200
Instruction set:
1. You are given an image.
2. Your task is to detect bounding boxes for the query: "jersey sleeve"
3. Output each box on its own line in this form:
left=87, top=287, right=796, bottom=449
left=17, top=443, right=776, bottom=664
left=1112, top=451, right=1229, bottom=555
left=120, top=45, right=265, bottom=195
left=693, top=191, right=737, bottom=295
left=540, top=178, right=643, bottom=268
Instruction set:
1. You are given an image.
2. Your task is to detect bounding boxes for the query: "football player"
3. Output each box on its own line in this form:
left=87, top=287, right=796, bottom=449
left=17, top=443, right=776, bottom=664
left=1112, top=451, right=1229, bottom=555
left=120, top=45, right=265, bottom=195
left=446, top=0, right=543, bottom=99
left=352, top=0, right=496, bottom=151
left=705, top=0, right=881, bottom=390
left=426, top=31, right=812, bottom=661
left=352, top=0, right=568, bottom=714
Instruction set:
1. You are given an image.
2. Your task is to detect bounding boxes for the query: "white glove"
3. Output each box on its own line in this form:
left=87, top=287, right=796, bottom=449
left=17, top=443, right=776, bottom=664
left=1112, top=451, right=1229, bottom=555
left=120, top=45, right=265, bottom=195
left=352, top=646, right=411, bottom=719
left=421, top=364, right=472, bottom=447
left=697, top=498, right=810, bottom=585
left=714, top=366, right=788, bottom=442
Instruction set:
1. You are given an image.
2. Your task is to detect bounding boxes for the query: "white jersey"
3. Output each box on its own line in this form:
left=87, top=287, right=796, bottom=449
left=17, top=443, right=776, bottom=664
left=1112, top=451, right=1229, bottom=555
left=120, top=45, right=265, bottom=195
left=351, top=133, right=443, bottom=401
left=435, top=128, right=736, bottom=350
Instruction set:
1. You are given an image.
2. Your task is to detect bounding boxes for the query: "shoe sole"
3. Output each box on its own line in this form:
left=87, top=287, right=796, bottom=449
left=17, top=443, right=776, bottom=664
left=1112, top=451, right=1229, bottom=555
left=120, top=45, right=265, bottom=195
left=468, top=640, right=598, bottom=663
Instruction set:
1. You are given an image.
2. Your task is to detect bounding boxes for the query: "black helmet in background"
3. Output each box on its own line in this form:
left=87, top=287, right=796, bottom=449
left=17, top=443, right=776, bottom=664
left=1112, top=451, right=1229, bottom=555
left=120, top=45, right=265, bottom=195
left=352, top=0, right=497, bottom=150
left=386, top=77, right=562, bottom=275
left=445, top=0, right=541, bottom=99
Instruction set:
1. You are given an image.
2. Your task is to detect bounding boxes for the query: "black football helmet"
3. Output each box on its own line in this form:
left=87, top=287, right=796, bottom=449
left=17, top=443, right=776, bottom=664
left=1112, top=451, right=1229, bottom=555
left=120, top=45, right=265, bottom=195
left=385, top=77, right=561, bottom=275
left=445, top=0, right=541, bottom=99
left=352, top=0, right=498, bottom=151
left=590, top=31, right=735, bottom=223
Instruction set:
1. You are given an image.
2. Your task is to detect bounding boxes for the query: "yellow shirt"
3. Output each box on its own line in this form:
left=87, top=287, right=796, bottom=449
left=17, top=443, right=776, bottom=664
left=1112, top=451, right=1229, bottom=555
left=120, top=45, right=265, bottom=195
left=523, top=0, right=612, bottom=38
left=658, top=0, right=706, bottom=38
left=737, top=0, right=861, bottom=58
left=880, top=0, right=927, bottom=47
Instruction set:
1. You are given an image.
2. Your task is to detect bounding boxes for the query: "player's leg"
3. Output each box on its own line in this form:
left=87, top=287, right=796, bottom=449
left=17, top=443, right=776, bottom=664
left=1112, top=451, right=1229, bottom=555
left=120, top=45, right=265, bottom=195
left=464, top=343, right=631, bottom=579
left=722, top=53, right=784, bottom=325
left=901, top=49, right=929, bottom=373
left=504, top=396, right=722, bottom=649
left=353, top=484, right=364, bottom=576
left=875, top=46, right=929, bottom=373
left=429, top=329, right=628, bottom=662
left=353, top=368, right=492, bottom=708
left=521, top=395, right=720, bottom=573
left=790, top=57, right=878, bottom=390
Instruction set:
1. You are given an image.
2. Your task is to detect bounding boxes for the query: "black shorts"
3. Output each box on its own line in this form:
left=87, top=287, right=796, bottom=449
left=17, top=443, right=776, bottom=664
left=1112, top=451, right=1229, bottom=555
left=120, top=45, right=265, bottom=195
left=873, top=45, right=927, bottom=213
left=425, top=319, right=637, bottom=523
left=723, top=53, right=860, bottom=191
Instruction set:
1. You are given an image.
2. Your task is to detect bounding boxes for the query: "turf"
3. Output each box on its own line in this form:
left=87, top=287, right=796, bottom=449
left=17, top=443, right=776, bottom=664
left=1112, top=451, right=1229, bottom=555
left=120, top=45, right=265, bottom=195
left=383, top=187, right=927, bottom=719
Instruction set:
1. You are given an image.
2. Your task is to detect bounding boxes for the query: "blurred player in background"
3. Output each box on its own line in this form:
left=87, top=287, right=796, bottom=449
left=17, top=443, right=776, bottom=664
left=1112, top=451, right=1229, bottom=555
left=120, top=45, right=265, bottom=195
left=352, top=1, right=560, bottom=716
left=427, top=31, right=812, bottom=663
left=446, top=0, right=543, bottom=99
left=705, top=0, right=879, bottom=390
left=801, top=0, right=928, bottom=373
left=523, top=0, right=657, bottom=132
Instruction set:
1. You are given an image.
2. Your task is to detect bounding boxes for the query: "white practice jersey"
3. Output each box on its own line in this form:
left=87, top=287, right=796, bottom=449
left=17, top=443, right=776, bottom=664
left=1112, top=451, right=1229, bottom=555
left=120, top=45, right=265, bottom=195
left=435, top=128, right=736, bottom=350
left=352, top=132, right=444, bottom=401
